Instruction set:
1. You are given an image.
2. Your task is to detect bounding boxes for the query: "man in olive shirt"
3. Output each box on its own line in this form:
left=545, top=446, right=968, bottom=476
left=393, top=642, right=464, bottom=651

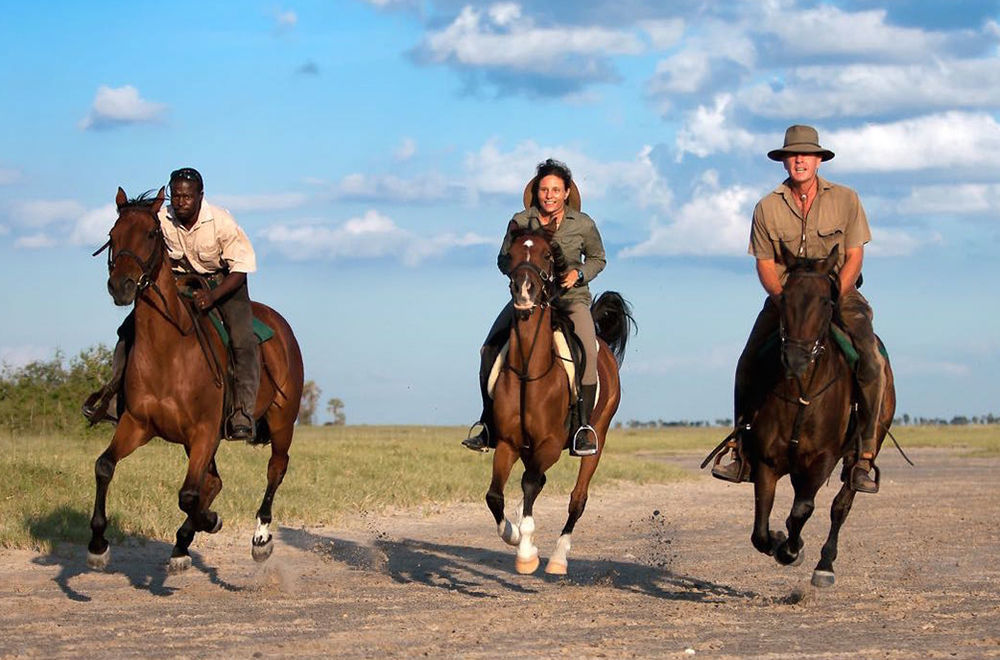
left=713, top=125, right=886, bottom=493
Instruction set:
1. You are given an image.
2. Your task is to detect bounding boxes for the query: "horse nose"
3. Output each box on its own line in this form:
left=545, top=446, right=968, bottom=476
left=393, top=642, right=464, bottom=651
left=783, top=348, right=811, bottom=377
left=108, top=277, right=137, bottom=306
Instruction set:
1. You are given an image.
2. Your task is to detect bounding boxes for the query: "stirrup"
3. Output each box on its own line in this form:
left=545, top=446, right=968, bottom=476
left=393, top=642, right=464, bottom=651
left=711, top=438, right=751, bottom=483
left=82, top=390, right=119, bottom=426
left=226, top=410, right=255, bottom=442
left=570, top=425, right=599, bottom=457
left=850, top=461, right=880, bottom=494
left=462, top=422, right=491, bottom=453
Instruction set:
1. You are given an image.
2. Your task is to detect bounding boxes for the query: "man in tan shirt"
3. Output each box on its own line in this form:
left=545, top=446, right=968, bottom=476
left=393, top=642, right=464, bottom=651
left=713, top=126, right=886, bottom=493
left=84, top=167, right=261, bottom=442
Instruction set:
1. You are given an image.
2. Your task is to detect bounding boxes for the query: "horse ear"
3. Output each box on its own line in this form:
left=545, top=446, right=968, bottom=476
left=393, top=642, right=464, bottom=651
left=821, top=244, right=840, bottom=274
left=150, top=187, right=166, bottom=214
left=507, top=219, right=520, bottom=235
left=116, top=187, right=128, bottom=209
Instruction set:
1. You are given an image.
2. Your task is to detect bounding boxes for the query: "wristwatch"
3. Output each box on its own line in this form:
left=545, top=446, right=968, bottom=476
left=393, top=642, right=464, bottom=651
left=574, top=268, right=585, bottom=286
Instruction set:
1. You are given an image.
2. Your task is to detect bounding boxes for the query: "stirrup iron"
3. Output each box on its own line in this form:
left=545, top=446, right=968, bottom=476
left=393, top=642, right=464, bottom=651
left=571, top=425, right=599, bottom=456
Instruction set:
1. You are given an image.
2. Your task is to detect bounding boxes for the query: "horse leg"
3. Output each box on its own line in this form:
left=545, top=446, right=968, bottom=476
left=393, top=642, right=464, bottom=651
left=545, top=454, right=600, bottom=576
left=751, top=464, right=785, bottom=556
left=88, top=414, right=151, bottom=570
left=169, top=428, right=219, bottom=573
left=812, top=482, right=857, bottom=587
left=200, top=458, right=224, bottom=533
left=252, top=422, right=292, bottom=562
left=487, top=441, right=520, bottom=546
left=515, top=468, right=546, bottom=574
left=774, top=472, right=824, bottom=567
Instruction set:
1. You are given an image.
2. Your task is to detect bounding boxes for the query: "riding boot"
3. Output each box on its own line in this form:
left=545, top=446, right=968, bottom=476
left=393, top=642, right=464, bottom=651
left=570, top=383, right=599, bottom=456
left=463, top=341, right=501, bottom=452
left=850, top=414, right=881, bottom=494
left=227, top=345, right=260, bottom=443
left=82, top=338, right=128, bottom=425
left=711, top=419, right=752, bottom=483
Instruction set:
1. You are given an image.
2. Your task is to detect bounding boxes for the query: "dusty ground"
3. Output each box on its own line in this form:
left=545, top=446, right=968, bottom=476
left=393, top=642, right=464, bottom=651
left=1, top=447, right=998, bottom=658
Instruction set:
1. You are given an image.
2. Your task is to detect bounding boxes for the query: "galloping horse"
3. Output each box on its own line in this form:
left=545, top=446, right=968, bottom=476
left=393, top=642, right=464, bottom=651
left=745, top=245, right=895, bottom=587
left=487, top=222, right=633, bottom=575
left=87, top=187, right=304, bottom=572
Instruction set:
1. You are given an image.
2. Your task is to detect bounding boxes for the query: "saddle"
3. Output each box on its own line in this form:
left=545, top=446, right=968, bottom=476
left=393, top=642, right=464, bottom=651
left=175, top=274, right=274, bottom=439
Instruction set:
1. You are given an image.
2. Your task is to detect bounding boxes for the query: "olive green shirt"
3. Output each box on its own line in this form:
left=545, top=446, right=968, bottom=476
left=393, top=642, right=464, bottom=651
left=497, top=206, right=607, bottom=305
left=749, top=176, right=871, bottom=284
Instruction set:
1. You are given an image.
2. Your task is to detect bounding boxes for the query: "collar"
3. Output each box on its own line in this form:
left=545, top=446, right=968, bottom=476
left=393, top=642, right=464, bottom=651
left=165, top=200, right=215, bottom=230
left=526, top=205, right=579, bottom=227
left=774, top=175, right=833, bottom=198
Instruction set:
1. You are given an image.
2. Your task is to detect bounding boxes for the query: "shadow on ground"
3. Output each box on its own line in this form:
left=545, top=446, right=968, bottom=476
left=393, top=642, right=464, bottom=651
left=281, top=527, right=756, bottom=602
left=26, top=507, right=241, bottom=602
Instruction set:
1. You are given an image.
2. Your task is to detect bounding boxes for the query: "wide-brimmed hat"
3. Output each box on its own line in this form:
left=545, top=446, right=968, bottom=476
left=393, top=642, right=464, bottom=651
left=523, top=177, right=581, bottom=211
left=767, top=125, right=835, bottom=162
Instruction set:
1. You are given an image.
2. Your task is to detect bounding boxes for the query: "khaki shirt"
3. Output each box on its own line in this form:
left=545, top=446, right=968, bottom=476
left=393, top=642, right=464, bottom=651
left=749, top=176, right=870, bottom=284
left=157, top=201, right=257, bottom=274
left=498, top=206, right=606, bottom=305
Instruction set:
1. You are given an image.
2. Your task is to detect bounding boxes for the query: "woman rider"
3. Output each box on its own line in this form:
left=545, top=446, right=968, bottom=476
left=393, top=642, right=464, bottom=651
left=463, top=158, right=607, bottom=455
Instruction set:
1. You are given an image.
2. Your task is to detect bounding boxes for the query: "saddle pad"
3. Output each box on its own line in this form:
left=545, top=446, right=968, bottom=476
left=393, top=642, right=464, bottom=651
left=487, top=330, right=599, bottom=405
left=206, top=311, right=275, bottom=347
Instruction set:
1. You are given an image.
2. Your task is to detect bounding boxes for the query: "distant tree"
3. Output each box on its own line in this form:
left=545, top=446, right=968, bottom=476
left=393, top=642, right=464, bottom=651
left=902, top=413, right=910, bottom=425
left=326, top=397, right=345, bottom=426
left=299, top=380, right=321, bottom=425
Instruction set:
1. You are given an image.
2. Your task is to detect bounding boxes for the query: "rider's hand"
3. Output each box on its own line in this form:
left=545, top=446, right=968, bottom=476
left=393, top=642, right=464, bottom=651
left=193, top=289, right=215, bottom=311
left=561, top=270, right=580, bottom=289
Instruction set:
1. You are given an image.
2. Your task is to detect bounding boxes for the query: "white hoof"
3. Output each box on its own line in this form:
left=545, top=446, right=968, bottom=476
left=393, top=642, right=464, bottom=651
left=252, top=536, right=274, bottom=563
left=811, top=569, right=835, bottom=588
left=516, top=551, right=539, bottom=575
left=86, top=548, right=110, bottom=571
left=208, top=516, right=223, bottom=534
left=544, top=559, right=567, bottom=575
left=168, top=555, right=192, bottom=574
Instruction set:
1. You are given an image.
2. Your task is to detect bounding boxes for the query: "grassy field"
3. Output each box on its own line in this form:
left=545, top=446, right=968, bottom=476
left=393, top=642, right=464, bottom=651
left=1, top=424, right=996, bottom=550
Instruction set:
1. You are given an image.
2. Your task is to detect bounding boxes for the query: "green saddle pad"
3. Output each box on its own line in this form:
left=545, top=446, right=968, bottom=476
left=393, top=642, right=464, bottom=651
left=206, top=311, right=274, bottom=347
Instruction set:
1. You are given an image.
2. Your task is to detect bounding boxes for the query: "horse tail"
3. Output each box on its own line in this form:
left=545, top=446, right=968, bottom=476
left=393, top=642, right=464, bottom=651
left=590, top=291, right=635, bottom=366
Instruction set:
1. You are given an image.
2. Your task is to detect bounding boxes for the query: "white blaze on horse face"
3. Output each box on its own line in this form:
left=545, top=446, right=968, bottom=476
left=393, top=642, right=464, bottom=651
left=524, top=239, right=534, bottom=249
left=513, top=275, right=534, bottom=310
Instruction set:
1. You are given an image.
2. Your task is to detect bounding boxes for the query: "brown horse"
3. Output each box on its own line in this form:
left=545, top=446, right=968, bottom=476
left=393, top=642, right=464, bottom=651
left=746, top=245, right=895, bottom=587
left=487, top=223, right=633, bottom=575
left=87, top=187, right=304, bottom=573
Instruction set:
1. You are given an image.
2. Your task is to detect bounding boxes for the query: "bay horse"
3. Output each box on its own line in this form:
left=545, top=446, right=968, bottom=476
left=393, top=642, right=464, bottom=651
left=487, top=222, right=634, bottom=575
left=746, top=244, right=895, bottom=587
left=87, top=187, right=304, bottom=573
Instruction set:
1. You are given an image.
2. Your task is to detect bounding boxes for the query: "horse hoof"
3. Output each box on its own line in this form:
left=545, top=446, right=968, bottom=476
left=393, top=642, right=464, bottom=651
left=516, top=553, right=539, bottom=575
left=252, top=537, right=274, bottom=563
left=544, top=559, right=567, bottom=575
left=811, top=570, right=835, bottom=588
left=86, top=548, right=110, bottom=571
left=168, top=555, right=192, bottom=574
left=209, top=516, right=223, bottom=534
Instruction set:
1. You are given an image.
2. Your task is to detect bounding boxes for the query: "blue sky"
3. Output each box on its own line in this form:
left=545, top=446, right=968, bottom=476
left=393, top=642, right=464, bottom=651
left=1, top=1, right=998, bottom=424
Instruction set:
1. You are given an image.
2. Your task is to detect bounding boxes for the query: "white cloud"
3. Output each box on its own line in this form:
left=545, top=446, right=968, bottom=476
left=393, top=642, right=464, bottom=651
left=866, top=226, right=941, bottom=257
left=10, top=199, right=85, bottom=227
left=0, top=167, right=21, bottom=185
left=892, top=356, right=970, bottom=377
left=212, top=193, right=309, bottom=213
left=0, top=345, right=53, bottom=369
left=79, top=85, right=166, bottom=130
left=394, top=137, right=417, bottom=161
left=259, top=209, right=492, bottom=266
left=830, top=112, right=1000, bottom=172
left=638, top=18, right=685, bottom=50
left=14, top=232, right=57, bottom=249
left=331, top=172, right=456, bottom=203
left=620, top=172, right=759, bottom=258
left=71, top=203, right=117, bottom=246
left=896, top=184, right=1000, bottom=216
left=420, top=4, right=642, bottom=74
left=276, top=10, right=298, bottom=29
left=675, top=95, right=759, bottom=159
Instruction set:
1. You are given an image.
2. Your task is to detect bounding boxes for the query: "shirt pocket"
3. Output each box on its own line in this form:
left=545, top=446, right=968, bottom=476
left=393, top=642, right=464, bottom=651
left=816, top=218, right=844, bottom=260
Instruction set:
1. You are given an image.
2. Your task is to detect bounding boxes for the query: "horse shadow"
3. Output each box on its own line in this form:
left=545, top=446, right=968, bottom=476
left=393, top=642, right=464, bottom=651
left=25, top=507, right=241, bottom=601
left=280, top=527, right=755, bottom=603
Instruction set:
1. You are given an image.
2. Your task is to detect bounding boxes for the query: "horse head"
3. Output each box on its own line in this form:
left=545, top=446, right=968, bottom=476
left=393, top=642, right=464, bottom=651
left=101, top=187, right=166, bottom=306
left=506, top=220, right=565, bottom=320
left=778, top=243, right=839, bottom=378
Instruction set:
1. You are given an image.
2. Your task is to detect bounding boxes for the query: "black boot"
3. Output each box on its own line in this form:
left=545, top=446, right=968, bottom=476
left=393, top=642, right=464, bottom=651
left=82, top=339, right=127, bottom=425
left=463, top=341, right=501, bottom=452
left=570, top=384, right=598, bottom=456
left=227, top=345, right=260, bottom=443
left=711, top=422, right=751, bottom=483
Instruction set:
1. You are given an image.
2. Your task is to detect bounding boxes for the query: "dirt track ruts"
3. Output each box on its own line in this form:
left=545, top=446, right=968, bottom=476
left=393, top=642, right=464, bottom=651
left=1, top=447, right=998, bottom=658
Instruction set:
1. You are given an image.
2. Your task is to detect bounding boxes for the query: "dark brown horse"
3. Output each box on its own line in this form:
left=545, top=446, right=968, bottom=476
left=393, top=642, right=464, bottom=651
left=87, top=187, right=304, bottom=573
left=487, top=223, right=633, bottom=575
left=746, top=245, right=895, bottom=587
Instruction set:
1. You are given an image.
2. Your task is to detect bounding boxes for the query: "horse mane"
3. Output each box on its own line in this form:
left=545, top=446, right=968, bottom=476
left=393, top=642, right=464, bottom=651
left=119, top=189, right=161, bottom=211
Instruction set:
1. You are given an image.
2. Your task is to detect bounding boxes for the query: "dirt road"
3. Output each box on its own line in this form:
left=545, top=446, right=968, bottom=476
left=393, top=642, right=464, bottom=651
left=2, top=448, right=998, bottom=658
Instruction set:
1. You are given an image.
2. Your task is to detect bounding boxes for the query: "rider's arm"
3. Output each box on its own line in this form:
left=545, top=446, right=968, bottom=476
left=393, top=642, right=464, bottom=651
left=756, top=258, right=783, bottom=298
left=578, top=218, right=606, bottom=285
left=839, top=245, right=863, bottom=295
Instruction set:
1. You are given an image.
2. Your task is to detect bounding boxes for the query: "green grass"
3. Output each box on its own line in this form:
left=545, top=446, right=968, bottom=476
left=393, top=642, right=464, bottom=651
left=2, top=424, right=996, bottom=550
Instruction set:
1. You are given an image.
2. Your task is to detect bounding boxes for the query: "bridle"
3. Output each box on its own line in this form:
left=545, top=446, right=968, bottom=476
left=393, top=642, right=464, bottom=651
left=507, top=240, right=560, bottom=385
left=93, top=214, right=164, bottom=293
